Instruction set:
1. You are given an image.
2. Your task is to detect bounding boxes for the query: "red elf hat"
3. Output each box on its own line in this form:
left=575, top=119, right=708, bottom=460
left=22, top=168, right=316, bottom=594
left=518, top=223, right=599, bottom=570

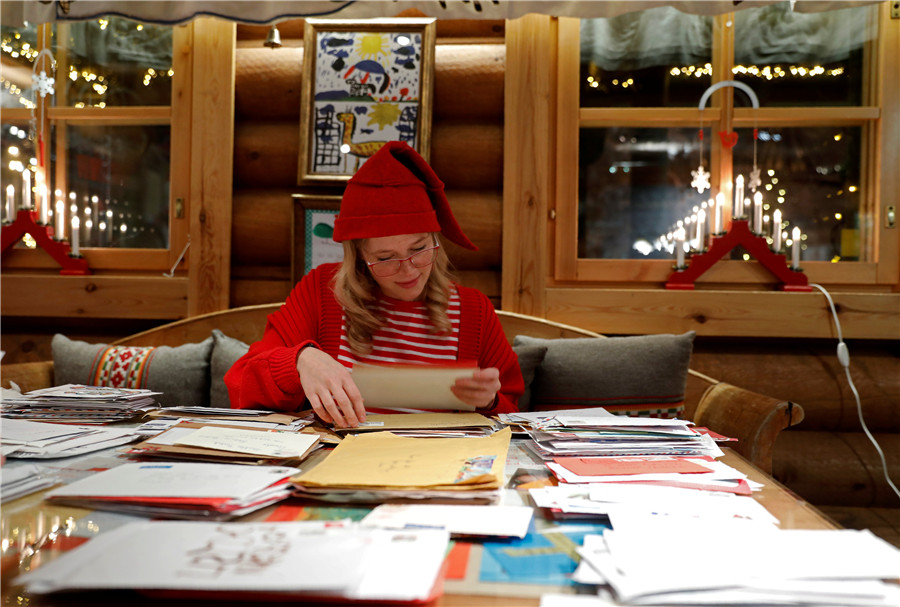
left=332, top=141, right=477, bottom=251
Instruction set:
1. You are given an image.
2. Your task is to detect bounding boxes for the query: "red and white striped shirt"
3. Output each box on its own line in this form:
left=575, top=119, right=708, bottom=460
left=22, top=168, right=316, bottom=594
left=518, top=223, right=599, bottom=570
left=337, top=290, right=461, bottom=368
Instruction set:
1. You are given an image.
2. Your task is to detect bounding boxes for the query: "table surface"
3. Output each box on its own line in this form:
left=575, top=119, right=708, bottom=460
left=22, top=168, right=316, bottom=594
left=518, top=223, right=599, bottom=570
left=0, top=441, right=839, bottom=607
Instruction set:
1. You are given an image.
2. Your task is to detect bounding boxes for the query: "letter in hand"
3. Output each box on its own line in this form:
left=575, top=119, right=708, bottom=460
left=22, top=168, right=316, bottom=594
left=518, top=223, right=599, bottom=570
left=451, top=367, right=501, bottom=410
left=296, top=347, right=366, bottom=427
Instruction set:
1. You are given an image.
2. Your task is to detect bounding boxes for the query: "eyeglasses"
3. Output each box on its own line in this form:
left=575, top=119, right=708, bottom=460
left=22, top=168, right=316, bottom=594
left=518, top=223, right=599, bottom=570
left=365, top=243, right=440, bottom=277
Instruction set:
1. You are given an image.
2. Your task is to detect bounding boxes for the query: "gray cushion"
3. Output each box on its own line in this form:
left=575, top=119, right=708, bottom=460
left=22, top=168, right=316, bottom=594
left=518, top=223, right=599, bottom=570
left=511, top=343, right=548, bottom=412
left=210, top=329, right=250, bottom=408
left=512, top=332, right=695, bottom=418
left=51, top=333, right=213, bottom=408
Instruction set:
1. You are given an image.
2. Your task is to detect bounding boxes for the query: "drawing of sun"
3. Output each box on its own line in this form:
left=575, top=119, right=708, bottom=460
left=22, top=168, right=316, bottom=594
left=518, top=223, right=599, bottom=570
left=366, top=103, right=402, bottom=130
left=356, top=33, right=389, bottom=60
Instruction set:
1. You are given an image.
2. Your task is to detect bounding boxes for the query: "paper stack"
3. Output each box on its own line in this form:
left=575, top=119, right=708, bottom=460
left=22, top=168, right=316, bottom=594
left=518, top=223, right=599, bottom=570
left=14, top=520, right=450, bottom=604
left=504, top=408, right=723, bottom=459
left=292, top=427, right=512, bottom=503
left=1, top=384, right=159, bottom=424
left=122, top=421, right=322, bottom=466
left=1, top=463, right=57, bottom=502
left=2, top=418, right=143, bottom=458
left=44, top=462, right=299, bottom=520
left=335, top=412, right=502, bottom=438
left=574, top=521, right=900, bottom=606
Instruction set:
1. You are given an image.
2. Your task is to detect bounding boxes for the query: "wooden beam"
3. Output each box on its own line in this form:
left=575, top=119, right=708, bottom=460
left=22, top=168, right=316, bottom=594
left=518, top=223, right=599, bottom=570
left=188, top=18, right=235, bottom=316
left=1, top=274, right=187, bottom=319
left=503, top=14, right=552, bottom=314
left=545, top=288, right=900, bottom=340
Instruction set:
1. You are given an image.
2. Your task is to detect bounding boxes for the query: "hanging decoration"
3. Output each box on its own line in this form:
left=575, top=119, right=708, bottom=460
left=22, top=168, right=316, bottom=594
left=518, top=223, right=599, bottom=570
left=666, top=80, right=809, bottom=292
left=1, top=46, right=91, bottom=275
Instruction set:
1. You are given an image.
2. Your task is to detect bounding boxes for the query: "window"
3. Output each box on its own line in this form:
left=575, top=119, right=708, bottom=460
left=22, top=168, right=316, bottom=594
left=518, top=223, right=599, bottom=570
left=1, top=17, right=189, bottom=271
left=555, top=2, right=890, bottom=286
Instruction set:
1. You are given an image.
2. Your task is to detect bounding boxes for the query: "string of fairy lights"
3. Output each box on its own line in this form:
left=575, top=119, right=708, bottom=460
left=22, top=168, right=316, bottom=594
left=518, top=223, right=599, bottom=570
left=586, top=62, right=846, bottom=90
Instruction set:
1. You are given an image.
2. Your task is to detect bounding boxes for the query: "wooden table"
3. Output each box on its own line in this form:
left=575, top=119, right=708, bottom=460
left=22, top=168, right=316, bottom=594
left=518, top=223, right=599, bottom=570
left=0, top=448, right=838, bottom=607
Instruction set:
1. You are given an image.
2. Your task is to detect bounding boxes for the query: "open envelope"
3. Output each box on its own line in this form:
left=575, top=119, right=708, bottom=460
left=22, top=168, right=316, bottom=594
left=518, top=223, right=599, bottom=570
left=351, top=363, right=477, bottom=411
left=292, top=427, right=511, bottom=491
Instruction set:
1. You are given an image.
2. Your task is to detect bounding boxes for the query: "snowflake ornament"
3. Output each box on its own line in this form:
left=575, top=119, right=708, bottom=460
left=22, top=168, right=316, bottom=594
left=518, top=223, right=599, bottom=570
left=748, top=166, right=762, bottom=191
left=691, top=164, right=711, bottom=194
left=33, top=70, right=55, bottom=98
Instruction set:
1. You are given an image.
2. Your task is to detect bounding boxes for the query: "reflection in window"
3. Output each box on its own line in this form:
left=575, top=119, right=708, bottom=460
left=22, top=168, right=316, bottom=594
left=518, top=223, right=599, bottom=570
left=61, top=124, right=171, bottom=249
left=54, top=18, right=173, bottom=107
left=734, top=127, right=861, bottom=262
left=733, top=2, right=874, bottom=107
left=1, top=123, right=37, bottom=222
left=580, top=8, right=713, bottom=108
left=579, top=128, right=702, bottom=260
left=0, top=23, right=38, bottom=110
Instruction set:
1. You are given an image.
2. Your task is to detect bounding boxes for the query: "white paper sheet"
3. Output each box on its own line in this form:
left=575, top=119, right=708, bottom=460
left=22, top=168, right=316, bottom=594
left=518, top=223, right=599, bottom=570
left=351, top=364, right=477, bottom=410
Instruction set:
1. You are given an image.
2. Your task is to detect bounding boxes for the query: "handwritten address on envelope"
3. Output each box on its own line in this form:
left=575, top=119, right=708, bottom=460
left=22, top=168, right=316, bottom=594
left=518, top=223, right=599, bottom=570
left=174, top=426, right=318, bottom=458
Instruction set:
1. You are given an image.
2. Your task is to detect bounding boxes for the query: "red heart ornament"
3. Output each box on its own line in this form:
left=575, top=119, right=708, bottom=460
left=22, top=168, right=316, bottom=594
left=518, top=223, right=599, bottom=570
left=718, top=131, right=739, bottom=148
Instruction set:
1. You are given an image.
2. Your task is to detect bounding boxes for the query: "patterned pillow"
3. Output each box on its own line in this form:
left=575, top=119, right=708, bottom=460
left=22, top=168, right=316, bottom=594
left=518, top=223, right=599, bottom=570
left=512, top=332, right=695, bottom=418
left=51, top=334, right=213, bottom=407
left=210, top=329, right=250, bottom=408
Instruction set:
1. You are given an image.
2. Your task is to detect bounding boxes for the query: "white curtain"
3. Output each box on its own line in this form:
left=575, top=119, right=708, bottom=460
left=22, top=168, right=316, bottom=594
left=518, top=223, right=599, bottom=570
left=0, top=0, right=885, bottom=27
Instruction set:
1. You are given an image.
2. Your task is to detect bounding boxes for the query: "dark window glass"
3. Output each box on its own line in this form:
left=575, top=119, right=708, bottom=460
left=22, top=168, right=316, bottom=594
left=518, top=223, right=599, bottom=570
left=580, top=8, right=713, bottom=108
left=61, top=124, right=171, bottom=248
left=732, top=2, right=874, bottom=107
left=733, top=126, right=862, bottom=262
left=53, top=18, right=173, bottom=107
left=579, top=127, right=705, bottom=259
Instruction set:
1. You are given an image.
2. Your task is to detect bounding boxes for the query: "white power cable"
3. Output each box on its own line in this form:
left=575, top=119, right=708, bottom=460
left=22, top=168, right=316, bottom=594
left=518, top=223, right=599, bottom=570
left=810, top=283, right=900, bottom=502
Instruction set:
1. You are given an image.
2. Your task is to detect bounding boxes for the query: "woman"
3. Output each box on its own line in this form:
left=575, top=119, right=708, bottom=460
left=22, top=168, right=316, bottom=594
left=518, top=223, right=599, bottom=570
left=225, top=141, right=523, bottom=426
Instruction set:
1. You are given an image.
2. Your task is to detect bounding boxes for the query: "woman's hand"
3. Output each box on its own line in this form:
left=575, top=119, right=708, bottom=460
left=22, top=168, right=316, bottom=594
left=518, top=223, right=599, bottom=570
left=452, top=367, right=501, bottom=410
left=296, top=347, right=366, bottom=427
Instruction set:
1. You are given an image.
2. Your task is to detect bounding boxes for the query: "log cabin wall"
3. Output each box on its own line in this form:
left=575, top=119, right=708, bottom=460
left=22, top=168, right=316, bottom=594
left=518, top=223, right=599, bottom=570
left=230, top=18, right=506, bottom=308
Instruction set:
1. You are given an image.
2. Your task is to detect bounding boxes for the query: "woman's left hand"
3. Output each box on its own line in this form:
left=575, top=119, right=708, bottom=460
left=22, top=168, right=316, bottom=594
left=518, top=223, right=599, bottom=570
left=451, top=367, right=501, bottom=410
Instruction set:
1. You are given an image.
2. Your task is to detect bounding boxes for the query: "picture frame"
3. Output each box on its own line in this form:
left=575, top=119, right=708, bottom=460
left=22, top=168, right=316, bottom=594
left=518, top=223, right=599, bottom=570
left=297, top=18, right=436, bottom=185
left=291, top=193, right=343, bottom=284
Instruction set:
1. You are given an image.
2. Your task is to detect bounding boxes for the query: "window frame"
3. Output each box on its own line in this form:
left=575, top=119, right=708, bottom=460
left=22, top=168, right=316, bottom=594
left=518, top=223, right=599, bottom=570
left=553, top=9, right=895, bottom=289
left=0, top=21, right=190, bottom=273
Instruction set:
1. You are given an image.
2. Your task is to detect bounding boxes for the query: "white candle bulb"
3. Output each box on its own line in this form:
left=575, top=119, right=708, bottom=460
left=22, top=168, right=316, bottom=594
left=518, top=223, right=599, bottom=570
left=71, top=216, right=81, bottom=256
left=696, top=209, right=706, bottom=250
left=714, top=193, right=724, bottom=234
left=55, top=199, right=65, bottom=239
left=5, top=184, right=14, bottom=222
left=22, top=170, right=32, bottom=209
left=734, top=174, right=744, bottom=217
left=38, top=182, right=48, bottom=224
left=773, top=210, right=782, bottom=251
left=753, top=191, right=763, bottom=234
left=791, top=226, right=801, bottom=269
left=675, top=227, right=686, bottom=267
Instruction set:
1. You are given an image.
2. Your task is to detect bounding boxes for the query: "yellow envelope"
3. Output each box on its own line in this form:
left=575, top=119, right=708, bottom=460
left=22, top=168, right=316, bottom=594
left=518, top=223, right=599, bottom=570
left=293, top=427, right=511, bottom=490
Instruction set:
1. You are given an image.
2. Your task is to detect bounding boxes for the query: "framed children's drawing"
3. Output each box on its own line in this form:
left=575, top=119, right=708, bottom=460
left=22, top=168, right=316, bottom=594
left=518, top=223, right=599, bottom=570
left=297, top=18, right=436, bottom=185
left=291, top=193, right=343, bottom=284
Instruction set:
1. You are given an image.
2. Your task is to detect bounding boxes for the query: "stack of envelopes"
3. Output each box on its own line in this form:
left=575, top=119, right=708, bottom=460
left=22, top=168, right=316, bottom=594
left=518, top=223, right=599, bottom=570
left=1, top=384, right=159, bottom=424
left=504, top=408, right=723, bottom=459
left=43, top=462, right=299, bottom=520
left=334, top=412, right=502, bottom=438
left=292, top=427, right=511, bottom=503
left=122, top=421, right=321, bottom=466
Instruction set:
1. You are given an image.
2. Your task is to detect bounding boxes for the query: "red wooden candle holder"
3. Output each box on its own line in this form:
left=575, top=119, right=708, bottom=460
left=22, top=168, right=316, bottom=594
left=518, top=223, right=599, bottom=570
left=1, top=209, right=92, bottom=275
left=666, top=219, right=810, bottom=291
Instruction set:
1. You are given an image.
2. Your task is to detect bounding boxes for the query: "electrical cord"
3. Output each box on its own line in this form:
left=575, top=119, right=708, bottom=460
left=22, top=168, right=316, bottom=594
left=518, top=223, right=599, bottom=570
left=810, top=283, right=900, bottom=502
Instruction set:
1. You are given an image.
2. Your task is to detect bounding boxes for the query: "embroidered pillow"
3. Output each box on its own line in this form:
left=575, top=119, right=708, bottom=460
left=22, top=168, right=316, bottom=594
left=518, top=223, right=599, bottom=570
left=512, top=332, right=695, bottom=418
left=51, top=334, right=213, bottom=407
left=210, top=329, right=250, bottom=408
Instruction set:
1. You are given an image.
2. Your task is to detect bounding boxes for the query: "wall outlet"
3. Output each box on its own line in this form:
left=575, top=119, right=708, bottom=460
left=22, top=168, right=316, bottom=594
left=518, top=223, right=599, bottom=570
left=892, top=1, right=900, bottom=19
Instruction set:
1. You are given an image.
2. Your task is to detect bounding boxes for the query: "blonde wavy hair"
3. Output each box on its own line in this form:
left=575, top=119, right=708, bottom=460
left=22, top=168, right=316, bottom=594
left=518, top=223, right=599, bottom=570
left=333, top=233, right=456, bottom=356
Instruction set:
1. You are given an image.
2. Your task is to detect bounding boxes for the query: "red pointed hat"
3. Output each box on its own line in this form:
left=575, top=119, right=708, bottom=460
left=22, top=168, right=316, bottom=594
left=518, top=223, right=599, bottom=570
left=333, top=141, right=477, bottom=250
